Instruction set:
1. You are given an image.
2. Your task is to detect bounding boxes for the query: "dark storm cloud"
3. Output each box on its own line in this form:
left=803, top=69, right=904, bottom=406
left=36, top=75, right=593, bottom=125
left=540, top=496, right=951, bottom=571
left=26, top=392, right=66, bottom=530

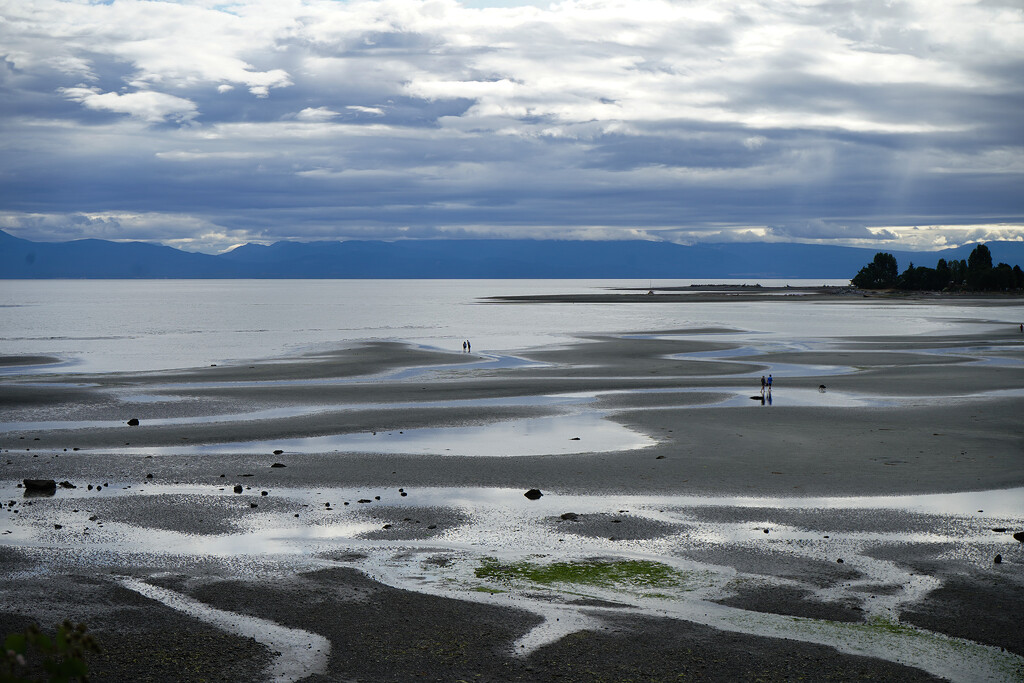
left=0, top=0, right=1021, bottom=252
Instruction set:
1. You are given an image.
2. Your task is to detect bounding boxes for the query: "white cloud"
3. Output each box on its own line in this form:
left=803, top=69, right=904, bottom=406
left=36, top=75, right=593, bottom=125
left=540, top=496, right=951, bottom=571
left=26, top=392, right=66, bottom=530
left=59, top=87, right=198, bottom=123
left=296, top=106, right=341, bottom=121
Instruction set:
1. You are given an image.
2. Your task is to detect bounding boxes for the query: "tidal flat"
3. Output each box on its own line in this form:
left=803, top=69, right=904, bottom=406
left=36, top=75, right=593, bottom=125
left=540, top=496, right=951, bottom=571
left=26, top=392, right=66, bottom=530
left=1, top=296, right=1023, bottom=682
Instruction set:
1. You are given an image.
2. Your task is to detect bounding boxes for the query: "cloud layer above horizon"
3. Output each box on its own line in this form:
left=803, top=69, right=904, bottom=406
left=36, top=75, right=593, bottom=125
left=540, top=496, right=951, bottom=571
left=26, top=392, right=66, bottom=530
left=1, top=0, right=1022, bottom=252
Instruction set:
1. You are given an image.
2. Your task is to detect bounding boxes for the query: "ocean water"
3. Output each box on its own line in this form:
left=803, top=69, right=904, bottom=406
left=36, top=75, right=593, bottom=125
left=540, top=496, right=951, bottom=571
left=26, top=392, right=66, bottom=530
left=2, top=279, right=1020, bottom=374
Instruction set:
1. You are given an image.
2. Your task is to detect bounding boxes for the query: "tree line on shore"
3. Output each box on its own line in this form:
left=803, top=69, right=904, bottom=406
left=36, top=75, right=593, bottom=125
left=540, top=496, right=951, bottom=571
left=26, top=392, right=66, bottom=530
left=852, top=243, right=1024, bottom=291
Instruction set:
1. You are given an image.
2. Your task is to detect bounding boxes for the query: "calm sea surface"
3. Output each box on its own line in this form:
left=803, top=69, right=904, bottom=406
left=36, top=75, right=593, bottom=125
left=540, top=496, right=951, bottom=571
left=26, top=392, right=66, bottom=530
left=2, top=279, right=1020, bottom=374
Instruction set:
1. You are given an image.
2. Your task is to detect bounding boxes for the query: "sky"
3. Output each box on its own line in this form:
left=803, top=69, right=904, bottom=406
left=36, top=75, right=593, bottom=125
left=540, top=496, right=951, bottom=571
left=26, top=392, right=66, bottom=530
left=1, top=0, right=1022, bottom=254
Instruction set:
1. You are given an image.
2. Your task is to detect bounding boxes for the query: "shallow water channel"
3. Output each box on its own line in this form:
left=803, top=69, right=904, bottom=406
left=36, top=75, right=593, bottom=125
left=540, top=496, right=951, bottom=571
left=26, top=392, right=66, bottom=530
left=2, top=482, right=1022, bottom=682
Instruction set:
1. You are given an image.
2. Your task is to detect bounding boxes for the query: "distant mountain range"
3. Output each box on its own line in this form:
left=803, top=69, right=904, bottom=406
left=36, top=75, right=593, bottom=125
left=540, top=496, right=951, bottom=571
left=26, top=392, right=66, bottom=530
left=3, top=229, right=1023, bottom=279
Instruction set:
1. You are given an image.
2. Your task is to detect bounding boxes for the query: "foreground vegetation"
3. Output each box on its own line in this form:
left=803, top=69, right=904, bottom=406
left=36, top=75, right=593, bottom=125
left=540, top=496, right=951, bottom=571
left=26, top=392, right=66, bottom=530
left=852, top=243, right=1024, bottom=291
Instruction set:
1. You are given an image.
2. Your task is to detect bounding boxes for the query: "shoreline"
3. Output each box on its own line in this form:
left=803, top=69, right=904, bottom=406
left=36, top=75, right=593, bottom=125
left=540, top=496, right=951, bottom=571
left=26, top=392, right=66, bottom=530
left=2, top=305, right=1023, bottom=681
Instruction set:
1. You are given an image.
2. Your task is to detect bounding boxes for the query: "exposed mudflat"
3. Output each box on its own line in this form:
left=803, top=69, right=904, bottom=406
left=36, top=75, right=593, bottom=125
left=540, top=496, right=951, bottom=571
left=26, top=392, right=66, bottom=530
left=2, top=303, right=1023, bottom=682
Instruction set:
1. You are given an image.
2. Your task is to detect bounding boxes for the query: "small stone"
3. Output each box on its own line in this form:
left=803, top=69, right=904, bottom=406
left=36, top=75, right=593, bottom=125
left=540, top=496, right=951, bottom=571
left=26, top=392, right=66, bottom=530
left=53, top=524, right=62, bottom=529
left=560, top=512, right=579, bottom=521
left=261, top=491, right=268, bottom=496
left=837, top=558, right=844, bottom=563
left=58, top=480, right=76, bottom=489
left=655, top=455, right=665, bottom=459
left=273, top=450, right=284, bottom=455
left=233, top=484, right=243, bottom=494
left=145, top=473, right=153, bottom=479
left=358, top=499, right=372, bottom=504
left=524, top=489, right=543, bottom=500
left=400, top=492, right=407, bottom=497
left=569, top=437, right=580, bottom=441
left=1013, top=531, right=1024, bottom=543
left=270, top=463, right=286, bottom=468
left=127, top=418, right=140, bottom=426
left=994, top=554, right=1002, bottom=564
left=88, top=515, right=97, bottom=521
left=383, top=524, right=392, bottom=529
left=427, top=524, right=437, bottom=529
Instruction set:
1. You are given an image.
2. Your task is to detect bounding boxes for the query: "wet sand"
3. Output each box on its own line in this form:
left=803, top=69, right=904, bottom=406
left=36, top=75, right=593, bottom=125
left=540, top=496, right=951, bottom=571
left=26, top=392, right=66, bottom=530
left=1, top=303, right=1023, bottom=682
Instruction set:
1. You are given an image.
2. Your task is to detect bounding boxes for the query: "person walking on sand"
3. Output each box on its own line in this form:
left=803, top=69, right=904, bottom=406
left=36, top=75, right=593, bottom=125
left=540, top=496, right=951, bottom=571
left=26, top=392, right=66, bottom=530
left=760, top=375, right=766, bottom=393
left=467, top=339, right=471, bottom=352
left=767, top=374, right=773, bottom=391
left=463, top=340, right=467, bottom=352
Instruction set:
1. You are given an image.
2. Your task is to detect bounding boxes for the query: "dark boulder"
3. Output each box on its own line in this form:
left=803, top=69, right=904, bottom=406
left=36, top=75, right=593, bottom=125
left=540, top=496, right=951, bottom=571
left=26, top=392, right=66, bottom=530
left=524, top=489, right=543, bottom=500
left=1014, top=531, right=1024, bottom=543
left=270, top=463, right=286, bottom=468
left=233, top=484, right=243, bottom=494
left=127, top=418, right=140, bottom=426
left=23, top=479, right=56, bottom=496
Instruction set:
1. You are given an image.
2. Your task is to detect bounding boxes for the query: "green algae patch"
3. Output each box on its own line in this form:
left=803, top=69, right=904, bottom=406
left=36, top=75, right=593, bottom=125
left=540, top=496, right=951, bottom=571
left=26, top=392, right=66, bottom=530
left=475, top=558, right=687, bottom=590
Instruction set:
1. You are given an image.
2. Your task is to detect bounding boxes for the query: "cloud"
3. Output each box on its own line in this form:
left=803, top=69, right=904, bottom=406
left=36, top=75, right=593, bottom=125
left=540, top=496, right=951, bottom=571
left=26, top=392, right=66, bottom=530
left=60, top=87, right=198, bottom=123
left=0, top=0, right=1020, bottom=251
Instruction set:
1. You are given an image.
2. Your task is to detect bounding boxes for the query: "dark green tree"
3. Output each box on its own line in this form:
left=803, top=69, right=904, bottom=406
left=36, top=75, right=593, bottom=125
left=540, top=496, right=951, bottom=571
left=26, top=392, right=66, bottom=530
left=966, top=243, right=993, bottom=289
left=935, top=258, right=951, bottom=289
left=852, top=252, right=899, bottom=289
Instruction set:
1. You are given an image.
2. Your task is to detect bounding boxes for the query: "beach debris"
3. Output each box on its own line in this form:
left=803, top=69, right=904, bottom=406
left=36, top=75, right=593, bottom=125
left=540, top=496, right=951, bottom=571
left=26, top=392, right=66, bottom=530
left=560, top=512, right=579, bottom=521
left=58, top=480, right=76, bottom=489
left=994, top=554, right=1002, bottom=564
left=357, top=499, right=372, bottom=503
left=270, top=463, right=286, bottom=468
left=23, top=479, right=56, bottom=496
left=569, top=437, right=580, bottom=441
left=273, top=449, right=284, bottom=455
left=1013, top=531, right=1024, bottom=543
left=127, top=418, right=140, bottom=426
left=233, top=484, right=243, bottom=494
left=524, top=489, right=543, bottom=500
left=991, top=527, right=1008, bottom=532
left=819, top=385, right=827, bottom=392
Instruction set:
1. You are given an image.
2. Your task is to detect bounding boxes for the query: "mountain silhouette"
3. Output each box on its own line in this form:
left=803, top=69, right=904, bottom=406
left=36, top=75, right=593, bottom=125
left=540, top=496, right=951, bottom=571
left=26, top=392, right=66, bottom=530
left=3, top=230, right=1023, bottom=279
